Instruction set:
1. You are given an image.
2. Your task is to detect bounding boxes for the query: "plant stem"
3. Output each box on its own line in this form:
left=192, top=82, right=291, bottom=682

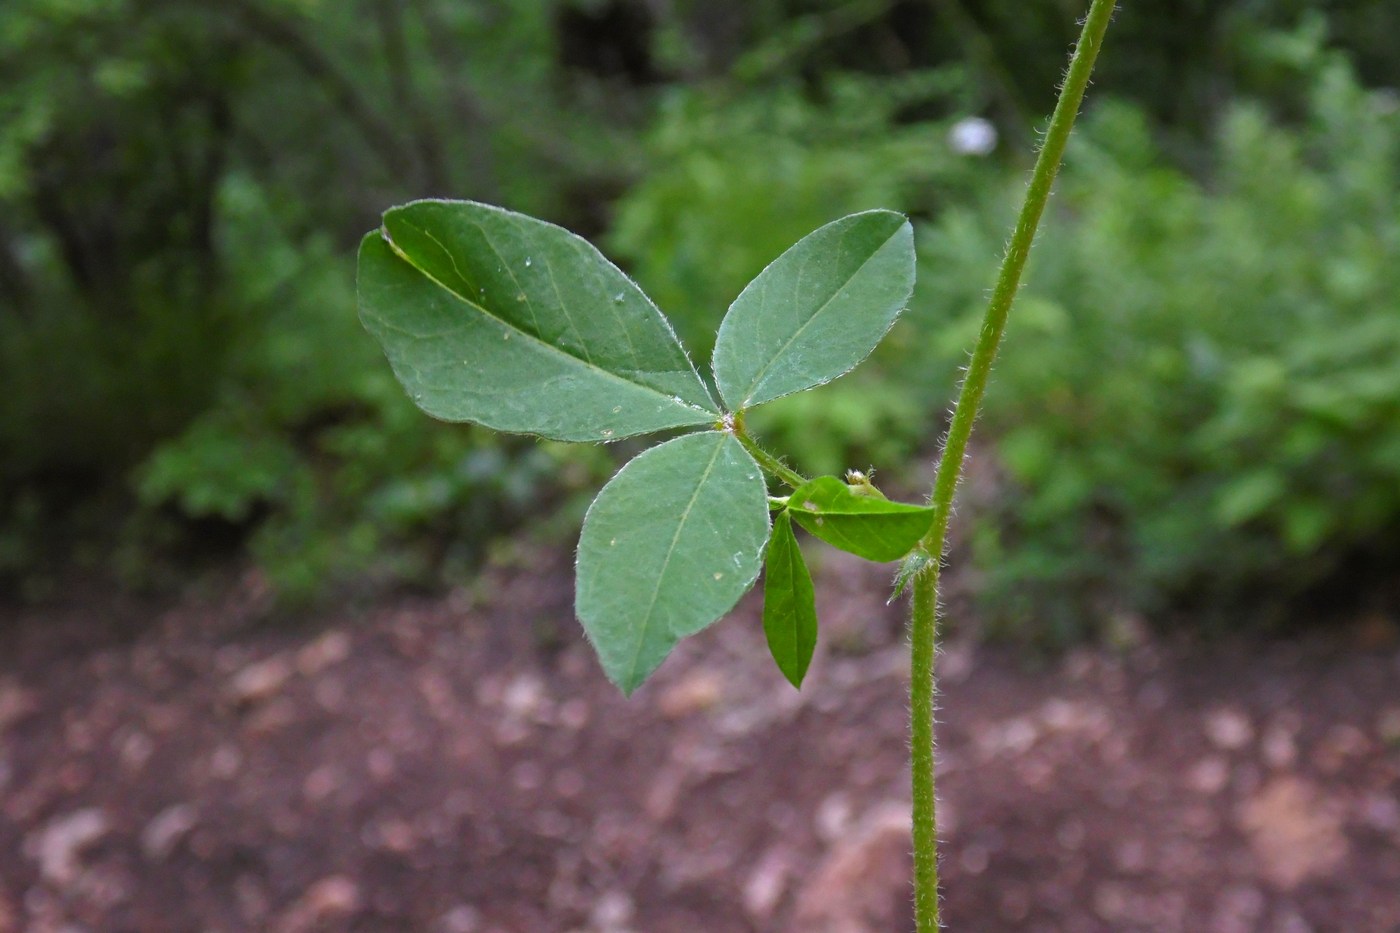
left=908, top=2, right=1117, bottom=929
left=909, top=557, right=942, bottom=929
left=730, top=415, right=809, bottom=488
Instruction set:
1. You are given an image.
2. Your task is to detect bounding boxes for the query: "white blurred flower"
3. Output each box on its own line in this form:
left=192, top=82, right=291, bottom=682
left=948, top=116, right=998, bottom=156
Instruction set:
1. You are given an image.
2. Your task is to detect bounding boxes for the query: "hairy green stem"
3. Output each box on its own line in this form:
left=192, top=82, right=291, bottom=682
left=908, top=2, right=1117, bottom=929
left=730, top=415, right=809, bottom=488
left=909, top=556, right=942, bottom=927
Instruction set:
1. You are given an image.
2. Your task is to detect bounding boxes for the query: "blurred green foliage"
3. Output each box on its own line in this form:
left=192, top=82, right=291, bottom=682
left=2, top=0, right=1399, bottom=635
left=610, top=68, right=975, bottom=355
left=0, top=0, right=634, bottom=596
left=925, top=47, right=1400, bottom=640
left=607, top=67, right=989, bottom=475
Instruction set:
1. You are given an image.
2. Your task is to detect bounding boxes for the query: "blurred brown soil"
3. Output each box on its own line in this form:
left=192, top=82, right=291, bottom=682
left=1, top=550, right=1398, bottom=933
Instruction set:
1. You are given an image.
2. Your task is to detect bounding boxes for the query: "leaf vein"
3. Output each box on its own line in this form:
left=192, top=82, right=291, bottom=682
left=622, top=436, right=728, bottom=688
left=377, top=228, right=716, bottom=418
left=739, top=227, right=901, bottom=408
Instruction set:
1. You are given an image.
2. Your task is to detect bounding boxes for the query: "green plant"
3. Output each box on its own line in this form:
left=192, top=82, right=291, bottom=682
left=358, top=200, right=924, bottom=680
left=356, top=3, right=1116, bottom=926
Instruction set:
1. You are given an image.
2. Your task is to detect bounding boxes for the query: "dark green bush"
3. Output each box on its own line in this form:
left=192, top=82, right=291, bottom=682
left=131, top=199, right=614, bottom=599
left=135, top=385, right=593, bottom=601
left=0, top=0, right=644, bottom=597
left=919, top=51, right=1400, bottom=639
left=6, top=2, right=1400, bottom=618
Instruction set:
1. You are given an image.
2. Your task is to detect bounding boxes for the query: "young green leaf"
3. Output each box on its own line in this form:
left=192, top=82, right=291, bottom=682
left=576, top=431, right=770, bottom=694
left=712, top=210, right=915, bottom=412
left=358, top=200, right=718, bottom=442
left=890, top=547, right=934, bottom=602
left=763, top=511, right=818, bottom=688
left=788, top=475, right=934, bottom=562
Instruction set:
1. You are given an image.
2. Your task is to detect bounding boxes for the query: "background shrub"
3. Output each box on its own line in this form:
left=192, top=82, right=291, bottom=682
left=919, top=47, right=1400, bottom=640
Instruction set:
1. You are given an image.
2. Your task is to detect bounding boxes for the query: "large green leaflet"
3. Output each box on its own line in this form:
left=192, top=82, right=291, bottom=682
left=788, top=475, right=935, bottom=562
left=712, top=210, right=915, bottom=412
left=358, top=200, right=718, bottom=442
left=576, top=431, right=770, bottom=694
left=763, top=511, right=818, bottom=688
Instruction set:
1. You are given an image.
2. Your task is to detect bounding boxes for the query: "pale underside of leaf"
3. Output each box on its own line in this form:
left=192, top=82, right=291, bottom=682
left=357, top=199, right=717, bottom=441
left=713, top=210, right=915, bottom=412
left=576, top=431, right=770, bottom=694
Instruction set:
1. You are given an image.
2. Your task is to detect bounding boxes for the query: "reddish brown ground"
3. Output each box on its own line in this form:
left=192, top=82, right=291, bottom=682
left=1, top=549, right=1398, bottom=932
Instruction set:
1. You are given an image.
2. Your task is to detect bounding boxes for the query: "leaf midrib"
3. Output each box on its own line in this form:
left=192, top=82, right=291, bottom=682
left=380, top=223, right=717, bottom=418
left=773, top=517, right=803, bottom=660
left=622, top=434, right=728, bottom=690
left=731, top=224, right=902, bottom=409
